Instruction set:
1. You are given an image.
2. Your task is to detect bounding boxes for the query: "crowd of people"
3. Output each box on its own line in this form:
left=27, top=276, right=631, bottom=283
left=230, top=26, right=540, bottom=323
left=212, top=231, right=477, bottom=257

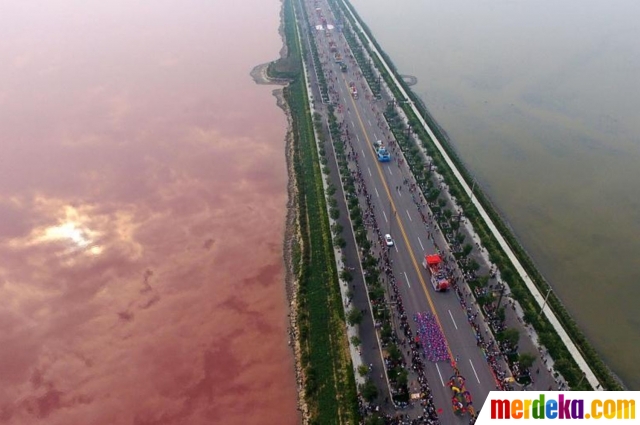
left=338, top=107, right=442, bottom=424
left=311, top=8, right=502, bottom=421
left=391, top=150, right=515, bottom=392
left=334, top=51, right=490, bottom=425
left=483, top=302, right=507, bottom=334
left=414, top=313, right=449, bottom=363
left=451, top=281, right=512, bottom=390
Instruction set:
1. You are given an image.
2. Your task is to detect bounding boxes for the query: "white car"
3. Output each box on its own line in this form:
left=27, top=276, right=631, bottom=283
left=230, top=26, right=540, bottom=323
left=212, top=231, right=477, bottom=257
left=384, top=234, right=394, bottom=247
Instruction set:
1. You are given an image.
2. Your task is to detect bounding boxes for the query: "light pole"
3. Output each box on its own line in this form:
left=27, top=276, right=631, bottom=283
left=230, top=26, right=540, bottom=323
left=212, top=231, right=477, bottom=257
left=538, top=287, right=553, bottom=318
left=496, top=283, right=506, bottom=309
left=469, top=179, right=476, bottom=204
left=577, top=372, right=587, bottom=387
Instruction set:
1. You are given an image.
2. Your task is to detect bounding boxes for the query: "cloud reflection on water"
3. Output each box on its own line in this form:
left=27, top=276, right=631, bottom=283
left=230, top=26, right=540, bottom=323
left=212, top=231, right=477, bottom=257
left=0, top=0, right=298, bottom=423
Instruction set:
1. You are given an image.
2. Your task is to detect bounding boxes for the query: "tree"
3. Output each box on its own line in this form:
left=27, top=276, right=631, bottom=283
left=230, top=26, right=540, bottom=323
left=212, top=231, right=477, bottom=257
left=347, top=307, right=364, bottom=326
left=381, top=324, right=392, bottom=341
left=386, top=343, right=402, bottom=362
left=427, top=189, right=441, bottom=202
left=478, top=275, right=490, bottom=286
left=500, top=328, right=520, bottom=347
left=305, top=366, right=318, bottom=396
left=469, top=259, right=480, bottom=272
left=368, top=285, right=384, bottom=301
left=462, top=243, right=473, bottom=257
left=358, top=364, right=369, bottom=377
left=501, top=268, right=514, bottom=284
left=346, top=288, right=355, bottom=300
left=360, top=379, right=378, bottom=402
left=340, top=269, right=353, bottom=282
left=365, top=416, right=385, bottom=425
left=333, top=236, right=346, bottom=248
left=351, top=335, right=361, bottom=347
left=396, top=369, right=409, bottom=387
left=360, top=238, right=372, bottom=252
left=497, top=307, right=506, bottom=322
left=518, top=353, right=537, bottom=370
left=523, top=307, right=542, bottom=327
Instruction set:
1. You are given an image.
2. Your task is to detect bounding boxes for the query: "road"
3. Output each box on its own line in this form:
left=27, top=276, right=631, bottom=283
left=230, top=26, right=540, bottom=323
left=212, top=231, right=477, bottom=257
left=334, top=0, right=602, bottom=393
left=300, top=0, right=508, bottom=422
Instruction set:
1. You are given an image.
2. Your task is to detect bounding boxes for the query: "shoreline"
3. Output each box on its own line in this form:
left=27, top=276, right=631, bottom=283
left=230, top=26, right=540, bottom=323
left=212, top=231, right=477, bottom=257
left=334, top=0, right=621, bottom=390
left=278, top=88, right=310, bottom=424
left=250, top=4, right=310, bottom=423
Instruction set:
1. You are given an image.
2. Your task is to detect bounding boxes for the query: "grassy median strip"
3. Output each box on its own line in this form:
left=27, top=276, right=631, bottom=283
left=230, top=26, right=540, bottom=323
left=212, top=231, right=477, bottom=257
left=271, top=0, right=360, bottom=423
left=330, top=0, right=621, bottom=390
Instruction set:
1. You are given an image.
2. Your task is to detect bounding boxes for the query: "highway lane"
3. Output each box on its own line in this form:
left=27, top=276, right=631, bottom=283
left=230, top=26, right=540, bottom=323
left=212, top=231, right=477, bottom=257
left=340, top=78, right=497, bottom=405
left=305, top=0, right=505, bottom=418
left=314, top=0, right=497, bottom=401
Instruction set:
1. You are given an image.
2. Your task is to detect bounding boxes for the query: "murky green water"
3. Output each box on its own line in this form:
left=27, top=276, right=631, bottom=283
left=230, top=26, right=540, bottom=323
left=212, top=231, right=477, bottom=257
left=350, top=0, right=640, bottom=388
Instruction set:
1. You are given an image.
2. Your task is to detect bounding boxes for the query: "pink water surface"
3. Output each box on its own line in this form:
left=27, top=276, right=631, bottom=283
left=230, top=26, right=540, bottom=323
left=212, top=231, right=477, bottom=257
left=0, top=1, right=299, bottom=424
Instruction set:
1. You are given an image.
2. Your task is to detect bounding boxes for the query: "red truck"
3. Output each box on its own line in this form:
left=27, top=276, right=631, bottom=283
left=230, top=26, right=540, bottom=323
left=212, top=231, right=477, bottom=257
left=423, top=254, right=449, bottom=291
left=349, top=81, right=358, bottom=99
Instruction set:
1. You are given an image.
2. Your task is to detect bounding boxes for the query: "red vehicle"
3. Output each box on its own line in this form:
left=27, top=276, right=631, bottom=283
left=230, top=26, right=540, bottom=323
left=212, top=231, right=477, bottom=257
left=423, top=254, right=449, bottom=291
left=349, top=82, right=358, bottom=99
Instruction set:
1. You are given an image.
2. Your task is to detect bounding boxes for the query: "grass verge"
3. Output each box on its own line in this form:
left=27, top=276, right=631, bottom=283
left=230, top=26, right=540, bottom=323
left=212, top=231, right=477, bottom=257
left=271, top=0, right=361, bottom=422
left=329, top=0, right=621, bottom=390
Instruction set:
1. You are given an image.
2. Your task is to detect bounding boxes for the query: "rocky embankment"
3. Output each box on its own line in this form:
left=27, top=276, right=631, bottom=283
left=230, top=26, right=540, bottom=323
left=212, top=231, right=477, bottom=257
left=251, top=10, right=310, bottom=424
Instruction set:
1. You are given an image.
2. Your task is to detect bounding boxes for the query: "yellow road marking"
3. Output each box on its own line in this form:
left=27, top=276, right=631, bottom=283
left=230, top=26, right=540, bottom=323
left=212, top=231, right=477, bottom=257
left=342, top=78, right=455, bottom=362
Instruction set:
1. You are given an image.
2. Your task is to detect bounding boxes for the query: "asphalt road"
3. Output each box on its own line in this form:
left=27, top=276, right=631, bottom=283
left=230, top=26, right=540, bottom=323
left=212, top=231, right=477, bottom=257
left=301, top=0, right=506, bottom=421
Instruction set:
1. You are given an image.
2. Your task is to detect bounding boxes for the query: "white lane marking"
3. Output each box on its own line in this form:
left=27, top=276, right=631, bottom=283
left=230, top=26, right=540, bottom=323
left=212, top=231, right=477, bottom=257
left=418, top=237, right=424, bottom=251
left=448, top=309, right=458, bottom=330
left=403, top=272, right=411, bottom=288
left=368, top=167, right=372, bottom=176
left=356, top=133, right=360, bottom=142
left=394, top=244, right=398, bottom=253
left=351, top=120, right=355, bottom=127
left=374, top=132, right=378, bottom=139
left=361, top=149, right=365, bottom=156
left=382, top=211, right=388, bottom=223
left=397, top=188, right=402, bottom=197
left=388, top=167, right=393, bottom=175
left=406, top=210, right=412, bottom=222
left=368, top=119, right=372, bottom=126
left=469, top=359, right=481, bottom=384
left=435, top=364, right=445, bottom=387
left=375, top=187, right=380, bottom=198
